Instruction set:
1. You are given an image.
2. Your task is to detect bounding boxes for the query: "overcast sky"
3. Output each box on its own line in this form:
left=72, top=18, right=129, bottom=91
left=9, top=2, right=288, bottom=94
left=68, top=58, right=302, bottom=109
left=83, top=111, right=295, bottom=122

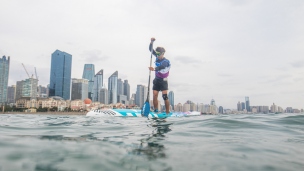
left=1, top=0, right=304, bottom=109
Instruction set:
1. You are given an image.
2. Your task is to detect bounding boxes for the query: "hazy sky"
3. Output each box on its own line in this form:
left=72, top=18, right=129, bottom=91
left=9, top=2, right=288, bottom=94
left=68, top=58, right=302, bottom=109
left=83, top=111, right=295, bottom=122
left=1, top=0, right=304, bottom=109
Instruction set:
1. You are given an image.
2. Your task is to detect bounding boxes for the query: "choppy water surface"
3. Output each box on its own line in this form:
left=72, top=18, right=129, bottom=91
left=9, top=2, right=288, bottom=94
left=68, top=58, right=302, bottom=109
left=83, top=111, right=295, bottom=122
left=0, top=113, right=303, bottom=171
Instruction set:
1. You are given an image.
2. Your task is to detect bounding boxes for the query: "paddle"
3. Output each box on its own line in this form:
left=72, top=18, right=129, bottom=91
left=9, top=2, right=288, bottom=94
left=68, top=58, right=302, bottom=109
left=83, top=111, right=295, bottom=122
left=141, top=39, right=155, bottom=117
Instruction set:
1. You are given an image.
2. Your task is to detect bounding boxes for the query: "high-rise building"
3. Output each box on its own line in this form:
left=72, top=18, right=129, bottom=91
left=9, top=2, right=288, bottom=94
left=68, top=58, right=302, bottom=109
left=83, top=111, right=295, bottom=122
left=49, top=50, right=72, bottom=100
left=38, top=85, right=48, bottom=98
left=0, top=56, right=10, bottom=104
left=16, top=81, right=23, bottom=100
left=168, top=91, right=174, bottom=110
left=241, top=102, right=245, bottom=110
left=7, top=85, right=16, bottom=104
left=183, top=103, right=190, bottom=112
left=245, top=96, right=250, bottom=112
left=117, top=78, right=124, bottom=96
left=71, top=78, right=88, bottom=100
left=135, top=84, right=147, bottom=108
left=219, top=106, right=224, bottom=114
left=210, top=99, right=216, bottom=105
left=118, top=94, right=128, bottom=104
left=108, top=71, right=118, bottom=104
left=123, top=80, right=130, bottom=100
left=15, top=78, right=38, bottom=100
left=92, top=69, right=103, bottom=102
left=82, top=64, right=95, bottom=100
left=99, top=86, right=108, bottom=105
left=237, top=101, right=242, bottom=111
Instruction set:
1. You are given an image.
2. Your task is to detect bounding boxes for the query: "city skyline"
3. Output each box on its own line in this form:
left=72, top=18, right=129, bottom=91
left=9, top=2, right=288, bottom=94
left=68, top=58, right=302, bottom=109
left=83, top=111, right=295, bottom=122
left=1, top=1, right=304, bottom=109
left=1, top=54, right=302, bottom=111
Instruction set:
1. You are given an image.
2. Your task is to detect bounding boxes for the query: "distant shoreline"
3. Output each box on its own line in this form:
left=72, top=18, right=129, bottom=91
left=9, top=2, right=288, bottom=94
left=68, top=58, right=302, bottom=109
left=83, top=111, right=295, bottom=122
left=1, top=112, right=87, bottom=115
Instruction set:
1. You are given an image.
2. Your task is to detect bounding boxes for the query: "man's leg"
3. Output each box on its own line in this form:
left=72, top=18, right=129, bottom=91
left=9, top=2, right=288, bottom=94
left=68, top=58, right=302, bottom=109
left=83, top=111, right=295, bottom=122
left=162, top=90, right=170, bottom=114
left=153, top=90, right=159, bottom=112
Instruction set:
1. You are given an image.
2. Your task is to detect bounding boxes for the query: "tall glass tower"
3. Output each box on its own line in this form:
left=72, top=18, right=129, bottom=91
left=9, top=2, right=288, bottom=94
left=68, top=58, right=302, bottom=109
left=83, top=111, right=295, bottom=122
left=49, top=50, right=72, bottom=100
left=0, top=56, right=10, bottom=104
left=123, top=80, right=130, bottom=100
left=108, top=71, right=118, bottom=104
left=245, top=96, right=250, bottom=112
left=135, top=84, right=147, bottom=108
left=168, top=91, right=174, bottom=110
left=82, top=64, right=95, bottom=100
left=92, top=69, right=103, bottom=102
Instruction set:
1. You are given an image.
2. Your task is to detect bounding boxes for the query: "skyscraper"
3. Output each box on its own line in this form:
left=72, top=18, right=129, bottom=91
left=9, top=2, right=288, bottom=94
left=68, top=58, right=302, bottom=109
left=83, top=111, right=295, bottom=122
left=237, top=101, right=242, bottom=111
left=0, top=56, right=10, bottom=104
left=15, top=78, right=38, bottom=100
left=168, top=91, right=174, bottom=110
left=100, top=85, right=108, bottom=105
left=82, top=64, right=95, bottom=100
left=108, top=71, right=118, bottom=104
left=71, top=78, right=88, bottom=100
left=135, top=85, right=147, bottom=108
left=92, top=69, right=103, bottom=102
left=117, top=78, right=124, bottom=96
left=7, top=85, right=16, bottom=104
left=49, top=50, right=72, bottom=100
left=245, top=96, right=250, bottom=112
left=123, top=80, right=130, bottom=100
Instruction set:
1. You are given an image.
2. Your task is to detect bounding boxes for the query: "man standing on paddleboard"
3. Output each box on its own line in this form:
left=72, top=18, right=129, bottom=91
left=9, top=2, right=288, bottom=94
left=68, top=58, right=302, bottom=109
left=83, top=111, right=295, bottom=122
left=148, top=37, right=171, bottom=114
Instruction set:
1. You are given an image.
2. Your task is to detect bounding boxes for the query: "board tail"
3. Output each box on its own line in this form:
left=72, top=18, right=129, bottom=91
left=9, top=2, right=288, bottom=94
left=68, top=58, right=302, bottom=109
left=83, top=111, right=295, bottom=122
left=141, top=101, right=150, bottom=117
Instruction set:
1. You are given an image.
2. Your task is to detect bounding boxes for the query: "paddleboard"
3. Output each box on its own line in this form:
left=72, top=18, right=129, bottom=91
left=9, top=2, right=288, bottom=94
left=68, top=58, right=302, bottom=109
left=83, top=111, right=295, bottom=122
left=86, top=109, right=201, bottom=118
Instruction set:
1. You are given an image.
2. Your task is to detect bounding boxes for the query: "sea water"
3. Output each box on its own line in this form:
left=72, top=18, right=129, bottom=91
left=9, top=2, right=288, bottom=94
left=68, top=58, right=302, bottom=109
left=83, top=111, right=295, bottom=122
left=0, top=113, right=303, bottom=171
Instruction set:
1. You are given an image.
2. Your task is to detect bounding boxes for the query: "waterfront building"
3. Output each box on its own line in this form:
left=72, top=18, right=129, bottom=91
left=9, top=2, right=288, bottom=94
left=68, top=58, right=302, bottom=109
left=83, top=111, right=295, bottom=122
left=128, top=93, right=136, bottom=106
left=38, top=85, right=48, bottom=98
left=168, top=91, right=174, bottom=110
left=7, top=85, right=16, bottom=104
left=70, top=99, right=84, bottom=111
left=71, top=78, right=88, bottom=100
left=198, top=103, right=205, bottom=113
left=175, top=103, right=183, bottom=112
left=123, top=80, right=130, bottom=100
left=92, top=69, right=103, bottom=102
left=241, top=102, right=246, bottom=111
left=117, top=94, right=128, bottom=105
left=117, top=78, right=124, bottom=96
left=49, top=50, right=72, bottom=100
left=219, top=106, right=224, bottom=114
left=82, top=64, right=95, bottom=100
left=15, top=78, right=38, bottom=100
left=100, top=86, right=108, bottom=105
left=245, top=96, right=250, bottom=112
left=135, top=84, right=147, bottom=108
left=286, top=107, right=293, bottom=113
left=203, top=104, right=211, bottom=114
left=270, top=103, right=278, bottom=113
left=237, top=101, right=242, bottom=111
left=108, top=71, right=118, bottom=104
left=183, top=103, right=190, bottom=112
left=0, top=56, right=10, bottom=104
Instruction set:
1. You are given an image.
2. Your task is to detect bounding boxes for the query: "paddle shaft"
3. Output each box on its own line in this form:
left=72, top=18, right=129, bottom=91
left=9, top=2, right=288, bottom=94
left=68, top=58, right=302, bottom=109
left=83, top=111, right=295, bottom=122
left=146, top=41, right=154, bottom=102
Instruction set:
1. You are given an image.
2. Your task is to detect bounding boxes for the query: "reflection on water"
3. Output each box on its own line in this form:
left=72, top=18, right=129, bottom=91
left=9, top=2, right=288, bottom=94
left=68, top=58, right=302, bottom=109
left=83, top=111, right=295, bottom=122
left=132, top=119, right=172, bottom=160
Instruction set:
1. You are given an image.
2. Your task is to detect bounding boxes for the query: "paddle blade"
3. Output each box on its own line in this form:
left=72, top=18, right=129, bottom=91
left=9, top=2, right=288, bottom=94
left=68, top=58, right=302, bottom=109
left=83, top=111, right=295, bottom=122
left=141, top=101, right=150, bottom=117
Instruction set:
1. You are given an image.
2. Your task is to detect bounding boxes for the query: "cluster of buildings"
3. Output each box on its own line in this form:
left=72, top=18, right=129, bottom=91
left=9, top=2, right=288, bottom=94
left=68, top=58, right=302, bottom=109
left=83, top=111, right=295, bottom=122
left=0, top=51, right=176, bottom=112
left=0, top=52, right=303, bottom=114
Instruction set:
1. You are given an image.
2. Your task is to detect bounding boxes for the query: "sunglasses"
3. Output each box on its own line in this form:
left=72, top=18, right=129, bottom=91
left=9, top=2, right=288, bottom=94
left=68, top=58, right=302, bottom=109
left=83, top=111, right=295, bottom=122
left=155, top=51, right=162, bottom=56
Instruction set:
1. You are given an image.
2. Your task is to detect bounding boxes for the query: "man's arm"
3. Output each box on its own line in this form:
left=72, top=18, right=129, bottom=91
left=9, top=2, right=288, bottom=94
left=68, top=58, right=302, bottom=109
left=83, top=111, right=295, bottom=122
left=149, top=43, right=157, bottom=57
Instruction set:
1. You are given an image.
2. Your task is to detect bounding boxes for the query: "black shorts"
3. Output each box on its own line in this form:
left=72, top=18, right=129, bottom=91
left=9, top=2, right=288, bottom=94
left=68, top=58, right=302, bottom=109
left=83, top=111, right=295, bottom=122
left=153, top=78, right=168, bottom=91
